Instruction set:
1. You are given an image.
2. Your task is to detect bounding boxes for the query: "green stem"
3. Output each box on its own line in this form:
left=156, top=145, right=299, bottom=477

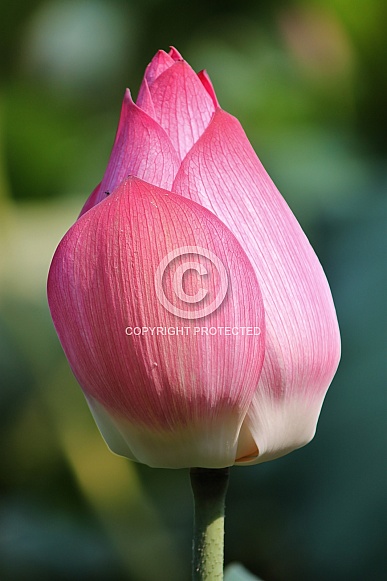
left=190, top=467, right=230, bottom=581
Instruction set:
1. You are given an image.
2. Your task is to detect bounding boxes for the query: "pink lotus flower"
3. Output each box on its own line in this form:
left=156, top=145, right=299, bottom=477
left=47, top=47, right=340, bottom=469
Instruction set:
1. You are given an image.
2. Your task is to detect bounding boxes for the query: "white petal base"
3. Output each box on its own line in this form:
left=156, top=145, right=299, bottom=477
left=86, top=395, right=242, bottom=469
left=235, top=394, right=325, bottom=466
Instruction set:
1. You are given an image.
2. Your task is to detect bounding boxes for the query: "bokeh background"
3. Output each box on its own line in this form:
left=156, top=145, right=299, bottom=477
left=1, top=0, right=386, bottom=580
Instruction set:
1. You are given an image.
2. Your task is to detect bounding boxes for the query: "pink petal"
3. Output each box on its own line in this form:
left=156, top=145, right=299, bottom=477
left=144, top=61, right=216, bottom=160
left=143, top=49, right=175, bottom=86
left=80, top=90, right=180, bottom=217
left=79, top=182, right=102, bottom=217
left=198, top=70, right=220, bottom=108
left=136, top=49, right=177, bottom=114
left=172, top=109, right=341, bottom=463
left=48, top=176, right=265, bottom=468
left=169, top=46, right=183, bottom=60
left=135, top=78, right=156, bottom=118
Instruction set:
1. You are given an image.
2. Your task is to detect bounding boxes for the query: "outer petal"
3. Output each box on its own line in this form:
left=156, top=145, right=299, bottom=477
left=48, top=177, right=265, bottom=468
left=80, top=90, right=180, bottom=217
left=142, top=61, right=216, bottom=160
left=172, top=109, right=341, bottom=464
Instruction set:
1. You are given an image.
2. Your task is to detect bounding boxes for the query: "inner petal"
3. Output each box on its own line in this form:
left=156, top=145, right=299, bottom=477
left=147, top=61, right=216, bottom=160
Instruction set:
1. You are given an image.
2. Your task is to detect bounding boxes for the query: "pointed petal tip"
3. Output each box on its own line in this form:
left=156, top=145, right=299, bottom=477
left=198, top=69, right=220, bottom=108
left=145, top=60, right=216, bottom=160
left=169, top=46, right=183, bottom=60
left=144, top=49, right=175, bottom=86
left=135, top=76, right=155, bottom=116
left=123, top=87, right=132, bottom=102
left=155, top=48, right=172, bottom=59
left=150, top=49, right=172, bottom=64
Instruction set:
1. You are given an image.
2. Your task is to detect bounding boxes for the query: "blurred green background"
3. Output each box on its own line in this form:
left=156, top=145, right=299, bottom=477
left=0, top=0, right=385, bottom=580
